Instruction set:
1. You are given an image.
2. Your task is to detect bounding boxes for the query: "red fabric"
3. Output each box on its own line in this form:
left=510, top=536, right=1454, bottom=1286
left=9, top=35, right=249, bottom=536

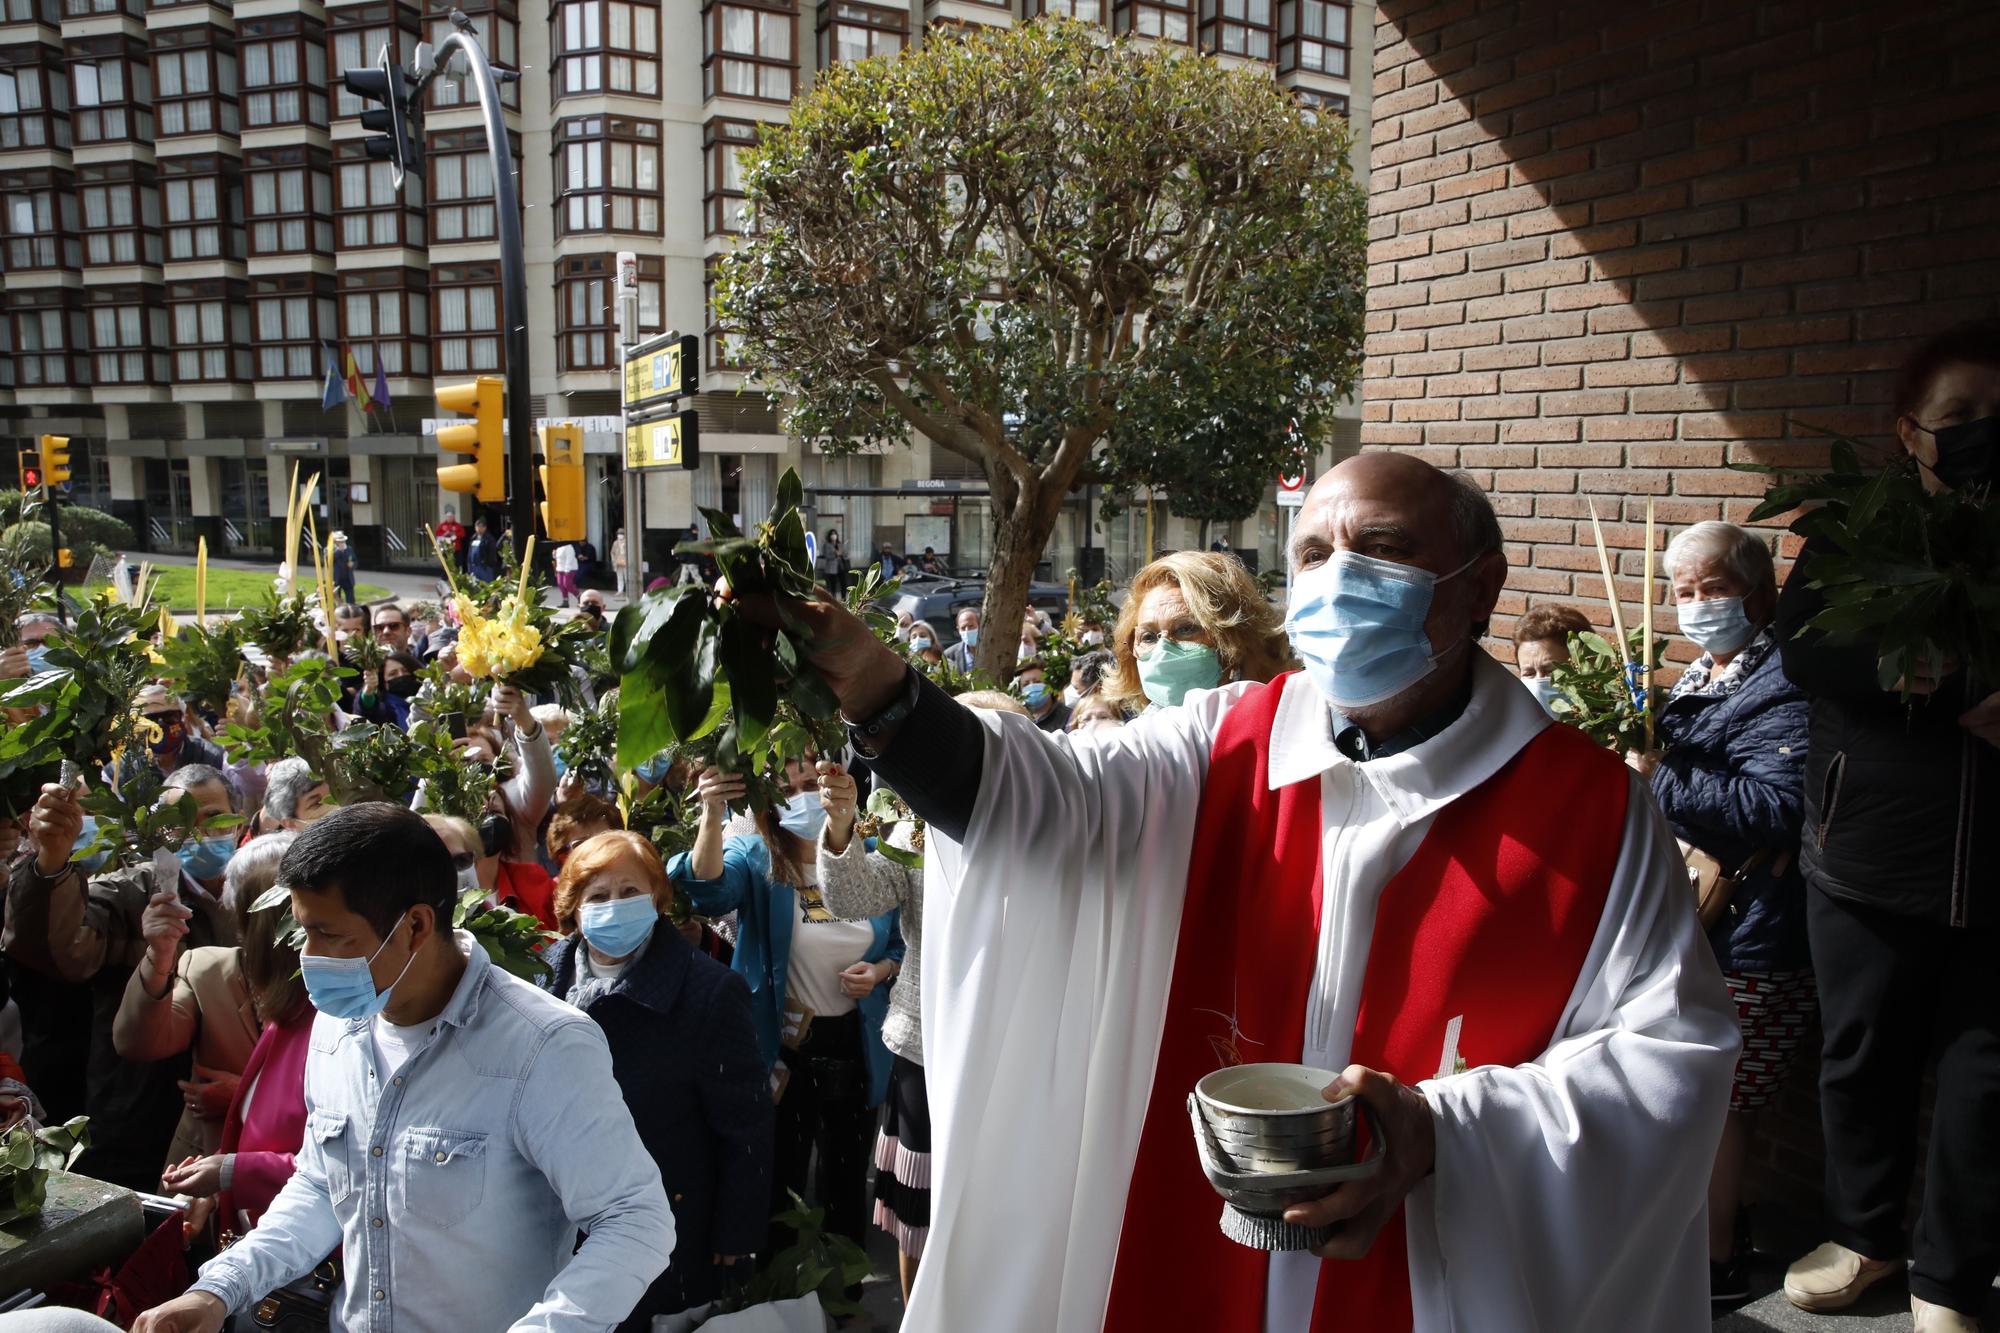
left=1103, top=676, right=1629, bottom=1333
left=49, top=1210, right=190, bottom=1328
left=498, top=860, right=560, bottom=933
left=0, top=1051, right=24, bottom=1086
left=217, top=1008, right=314, bottom=1230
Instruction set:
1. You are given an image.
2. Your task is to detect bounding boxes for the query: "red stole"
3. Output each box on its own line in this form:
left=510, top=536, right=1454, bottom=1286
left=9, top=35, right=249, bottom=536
left=1103, top=673, right=1628, bottom=1333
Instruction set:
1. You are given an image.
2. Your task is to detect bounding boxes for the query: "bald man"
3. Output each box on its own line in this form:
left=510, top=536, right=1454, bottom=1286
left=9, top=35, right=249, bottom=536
left=769, top=454, right=1738, bottom=1333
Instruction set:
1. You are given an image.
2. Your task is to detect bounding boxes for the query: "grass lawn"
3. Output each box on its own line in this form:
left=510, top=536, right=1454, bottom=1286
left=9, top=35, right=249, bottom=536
left=88, top=567, right=392, bottom=611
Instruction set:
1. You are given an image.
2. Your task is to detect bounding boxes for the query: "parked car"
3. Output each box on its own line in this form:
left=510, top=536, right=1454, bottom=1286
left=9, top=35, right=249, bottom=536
left=887, top=575, right=1072, bottom=648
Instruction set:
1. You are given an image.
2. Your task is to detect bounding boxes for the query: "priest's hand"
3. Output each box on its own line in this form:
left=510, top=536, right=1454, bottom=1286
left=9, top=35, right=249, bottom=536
left=722, top=582, right=907, bottom=722
left=1283, top=1065, right=1436, bottom=1261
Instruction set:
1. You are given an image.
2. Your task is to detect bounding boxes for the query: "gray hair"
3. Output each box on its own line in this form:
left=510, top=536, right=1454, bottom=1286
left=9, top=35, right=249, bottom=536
left=222, top=830, right=296, bottom=915
left=16, top=611, right=60, bottom=633
left=1663, top=521, right=1776, bottom=598
left=1446, top=471, right=1504, bottom=638
left=1071, top=649, right=1117, bottom=694
left=262, top=757, right=323, bottom=824
left=164, top=763, right=241, bottom=812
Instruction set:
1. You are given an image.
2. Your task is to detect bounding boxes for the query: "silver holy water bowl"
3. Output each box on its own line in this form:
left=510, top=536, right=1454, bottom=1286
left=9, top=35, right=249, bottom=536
left=1189, top=1063, right=1381, bottom=1252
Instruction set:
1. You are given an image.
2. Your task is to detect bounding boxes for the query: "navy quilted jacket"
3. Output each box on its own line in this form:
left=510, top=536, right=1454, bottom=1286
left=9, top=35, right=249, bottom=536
left=1650, top=644, right=1813, bottom=973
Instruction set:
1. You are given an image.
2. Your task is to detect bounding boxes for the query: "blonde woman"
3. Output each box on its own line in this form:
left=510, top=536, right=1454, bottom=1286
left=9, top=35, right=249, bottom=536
left=1102, top=551, right=1290, bottom=713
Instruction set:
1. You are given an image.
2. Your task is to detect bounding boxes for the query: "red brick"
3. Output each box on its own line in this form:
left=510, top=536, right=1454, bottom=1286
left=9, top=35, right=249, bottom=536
left=1690, top=163, right=1806, bottom=206
left=1404, top=99, right=1476, bottom=138
left=1680, top=412, right=1786, bottom=440
left=1428, top=372, right=1501, bottom=396
left=1365, top=310, right=1396, bottom=335
left=1503, top=312, right=1588, bottom=343
left=1633, top=268, right=1738, bottom=301
left=1368, top=235, right=1432, bottom=264
left=1402, top=199, right=1474, bottom=233
left=1463, top=344, right=1542, bottom=371
left=1552, top=106, right=1644, bottom=152
left=1585, top=359, right=1680, bottom=387
left=1470, top=185, right=1552, bottom=221
left=1741, top=251, right=1859, bottom=289
left=1374, top=82, right=1442, bottom=119
left=1359, top=423, right=1424, bottom=446
left=1631, top=327, right=1734, bottom=356
left=1542, top=389, right=1630, bottom=416
left=1859, top=298, right=1998, bottom=342
left=1683, top=289, right=1789, bottom=324
left=1732, top=380, right=1849, bottom=410
left=1547, top=221, right=1640, bottom=258
left=1536, top=444, right=1626, bottom=468
left=1432, top=220, right=1511, bottom=251
left=1400, top=250, right=1471, bottom=281
left=1735, top=315, right=1853, bottom=349
left=1541, top=333, right=1631, bottom=364
left=1589, top=303, right=1676, bottom=334
left=1372, top=282, right=1433, bottom=310
left=1459, top=393, right=1541, bottom=420
left=1466, top=237, right=1550, bottom=271
left=1457, top=445, right=1539, bottom=468
left=1548, top=281, right=1632, bottom=311
left=1423, top=423, right=1500, bottom=445
left=1375, top=182, right=1436, bottom=215
left=1534, top=544, right=1609, bottom=573
left=1680, top=351, right=1792, bottom=381
left=1395, top=303, right=1470, bottom=330
left=1393, top=350, right=1463, bottom=376
left=1639, top=143, right=1745, bottom=189
left=1507, top=209, right=1583, bottom=240
left=1685, top=225, right=1800, bottom=266
left=1466, top=290, right=1544, bottom=321
left=1501, top=516, right=1582, bottom=542
left=1591, top=246, right=1686, bottom=280
left=1641, top=202, right=1745, bottom=243
left=1364, top=331, right=1428, bottom=356
left=1628, top=443, right=1727, bottom=468
left=1429, top=322, right=1503, bottom=350
left=1401, top=150, right=1475, bottom=187
left=1580, top=467, right=1673, bottom=495
left=1504, top=258, right=1591, bottom=291
left=1584, top=416, right=1679, bottom=441
left=1495, top=470, right=1580, bottom=496
left=1393, top=400, right=1463, bottom=422
left=1502, top=367, right=1582, bottom=392
left=1502, top=419, right=1581, bottom=443
left=1728, top=441, right=1835, bottom=468
left=1631, top=385, right=1724, bottom=412
left=1591, top=184, right=1694, bottom=226
left=1673, top=468, right=1771, bottom=497
left=1508, top=88, right=1599, bottom=138
left=1432, top=165, right=1509, bottom=201
left=1506, top=146, right=1593, bottom=188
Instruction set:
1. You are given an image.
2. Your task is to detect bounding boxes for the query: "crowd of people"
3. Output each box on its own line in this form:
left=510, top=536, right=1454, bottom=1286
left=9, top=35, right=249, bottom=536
left=0, top=320, right=1990, bottom=1333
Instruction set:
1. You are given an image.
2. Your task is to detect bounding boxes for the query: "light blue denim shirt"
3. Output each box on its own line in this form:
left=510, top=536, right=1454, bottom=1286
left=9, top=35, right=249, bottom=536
left=190, top=933, right=674, bottom=1332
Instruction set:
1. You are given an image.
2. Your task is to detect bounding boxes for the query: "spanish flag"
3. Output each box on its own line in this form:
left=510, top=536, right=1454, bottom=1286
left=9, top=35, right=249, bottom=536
left=345, top=347, right=367, bottom=406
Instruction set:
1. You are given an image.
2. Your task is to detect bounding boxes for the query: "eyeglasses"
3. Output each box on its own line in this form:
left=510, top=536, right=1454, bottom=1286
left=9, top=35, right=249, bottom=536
left=373, top=621, right=404, bottom=632
left=449, top=852, right=478, bottom=871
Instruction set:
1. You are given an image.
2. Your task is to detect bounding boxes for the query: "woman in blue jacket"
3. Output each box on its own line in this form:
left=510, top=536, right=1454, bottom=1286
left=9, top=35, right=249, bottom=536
left=1628, top=520, right=1812, bottom=1306
left=668, top=759, right=903, bottom=1254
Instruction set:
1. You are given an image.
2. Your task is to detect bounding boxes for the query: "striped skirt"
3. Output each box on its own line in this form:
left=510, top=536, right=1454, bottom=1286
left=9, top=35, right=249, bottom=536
left=871, top=1055, right=931, bottom=1259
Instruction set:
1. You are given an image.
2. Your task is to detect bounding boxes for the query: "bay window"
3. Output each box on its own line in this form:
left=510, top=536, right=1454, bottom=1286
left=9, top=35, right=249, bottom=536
left=245, top=147, right=334, bottom=257
left=1276, top=0, right=1349, bottom=77
left=702, top=116, right=758, bottom=236
left=816, top=1, right=906, bottom=67
left=340, top=268, right=431, bottom=378
left=69, top=36, right=153, bottom=145
left=553, top=0, right=660, bottom=99
left=2, top=169, right=81, bottom=271
left=429, top=6, right=519, bottom=110
left=78, top=162, right=162, bottom=267
left=168, top=279, right=253, bottom=383
left=250, top=274, right=336, bottom=380
left=86, top=287, right=170, bottom=386
left=428, top=129, right=507, bottom=244
left=153, top=26, right=238, bottom=138
left=1024, top=0, right=1102, bottom=18
left=162, top=155, right=243, bottom=262
left=0, top=48, right=68, bottom=151
left=433, top=263, right=502, bottom=374
left=1198, top=0, right=1273, bottom=59
left=556, top=253, right=658, bottom=372
left=331, top=6, right=417, bottom=120
left=241, top=15, right=328, bottom=130
left=554, top=115, right=660, bottom=236
left=336, top=139, right=426, bottom=250
left=10, top=292, right=87, bottom=387
left=703, top=0, right=796, bottom=103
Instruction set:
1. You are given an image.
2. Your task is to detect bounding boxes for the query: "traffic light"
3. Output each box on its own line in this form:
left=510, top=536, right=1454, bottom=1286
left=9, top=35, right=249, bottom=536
left=17, top=449, right=41, bottom=492
left=536, top=424, right=586, bottom=542
left=343, top=45, right=423, bottom=188
left=38, top=434, right=70, bottom=489
left=436, top=376, right=506, bottom=503
left=55, top=548, right=73, bottom=569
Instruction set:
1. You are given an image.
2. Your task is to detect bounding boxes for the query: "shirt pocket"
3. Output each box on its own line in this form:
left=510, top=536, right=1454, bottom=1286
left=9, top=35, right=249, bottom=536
left=308, top=1110, right=355, bottom=1207
left=398, top=1127, right=489, bottom=1229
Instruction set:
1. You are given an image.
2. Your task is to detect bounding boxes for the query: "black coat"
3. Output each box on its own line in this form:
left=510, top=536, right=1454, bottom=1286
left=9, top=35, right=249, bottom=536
left=1776, top=538, right=1997, bottom=927
left=1650, top=642, right=1812, bottom=972
left=542, top=921, right=773, bottom=1325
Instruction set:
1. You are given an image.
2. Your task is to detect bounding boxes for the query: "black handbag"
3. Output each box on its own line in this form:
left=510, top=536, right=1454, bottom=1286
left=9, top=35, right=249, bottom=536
left=225, top=1257, right=340, bottom=1333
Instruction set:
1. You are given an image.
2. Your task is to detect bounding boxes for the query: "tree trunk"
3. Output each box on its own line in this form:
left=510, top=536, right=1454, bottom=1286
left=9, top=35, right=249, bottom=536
left=972, top=466, right=1071, bottom=684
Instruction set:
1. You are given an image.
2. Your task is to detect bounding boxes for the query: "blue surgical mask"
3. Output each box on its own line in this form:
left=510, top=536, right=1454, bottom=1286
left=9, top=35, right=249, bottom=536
left=778, top=791, right=827, bottom=840
left=1678, top=596, right=1756, bottom=655
left=1524, top=674, right=1564, bottom=717
left=299, top=912, right=417, bottom=1022
left=1285, top=552, right=1477, bottom=710
left=960, top=627, right=980, bottom=648
left=909, top=636, right=933, bottom=653
left=1138, top=640, right=1222, bottom=708
left=1021, top=681, right=1049, bottom=709
left=25, top=646, right=52, bottom=675
left=578, top=895, right=657, bottom=960
left=635, top=754, right=672, bottom=785
left=176, top=833, right=235, bottom=882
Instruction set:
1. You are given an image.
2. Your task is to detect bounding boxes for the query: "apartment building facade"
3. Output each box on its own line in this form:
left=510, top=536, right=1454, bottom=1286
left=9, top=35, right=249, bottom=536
left=0, top=0, right=1369, bottom=579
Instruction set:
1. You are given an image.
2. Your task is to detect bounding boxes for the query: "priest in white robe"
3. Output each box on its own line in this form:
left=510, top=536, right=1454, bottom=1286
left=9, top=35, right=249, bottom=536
left=787, top=453, right=1740, bottom=1333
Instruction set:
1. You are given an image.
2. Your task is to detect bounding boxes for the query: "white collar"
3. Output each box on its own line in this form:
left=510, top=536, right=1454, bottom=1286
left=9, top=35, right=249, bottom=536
left=1266, top=651, right=1552, bottom=827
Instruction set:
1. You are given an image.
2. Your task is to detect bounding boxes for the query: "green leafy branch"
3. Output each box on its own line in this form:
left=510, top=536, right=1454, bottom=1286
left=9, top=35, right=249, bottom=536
left=1548, top=627, right=1669, bottom=753
left=720, top=1192, right=875, bottom=1319
left=252, top=883, right=550, bottom=983
left=0, top=1116, right=90, bottom=1226
left=0, top=595, right=160, bottom=817
left=856, top=788, right=924, bottom=871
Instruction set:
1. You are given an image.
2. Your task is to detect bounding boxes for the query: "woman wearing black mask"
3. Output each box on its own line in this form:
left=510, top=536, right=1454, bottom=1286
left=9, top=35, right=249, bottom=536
left=355, top=651, right=424, bottom=730
left=1774, top=320, right=2000, bottom=1331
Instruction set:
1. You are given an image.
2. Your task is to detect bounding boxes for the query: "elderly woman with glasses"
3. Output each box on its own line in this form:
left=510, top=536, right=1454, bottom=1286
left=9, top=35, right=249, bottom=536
left=1625, top=520, right=1812, bottom=1304
left=542, top=831, right=772, bottom=1327
left=1101, top=551, right=1291, bottom=713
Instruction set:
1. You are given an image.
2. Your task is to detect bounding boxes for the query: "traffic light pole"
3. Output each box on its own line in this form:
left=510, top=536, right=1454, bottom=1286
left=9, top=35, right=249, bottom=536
left=44, top=488, right=63, bottom=626
left=427, top=24, right=533, bottom=561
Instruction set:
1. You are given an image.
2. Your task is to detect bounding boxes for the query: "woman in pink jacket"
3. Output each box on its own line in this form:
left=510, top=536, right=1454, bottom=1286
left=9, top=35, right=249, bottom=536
left=156, top=835, right=315, bottom=1238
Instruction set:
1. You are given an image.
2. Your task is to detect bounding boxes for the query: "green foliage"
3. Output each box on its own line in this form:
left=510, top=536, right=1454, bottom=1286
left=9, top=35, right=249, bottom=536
left=322, top=721, right=418, bottom=806
left=0, top=502, right=134, bottom=576
left=0, top=1116, right=90, bottom=1226
left=235, top=590, right=320, bottom=661
left=556, top=696, right=621, bottom=789
left=154, top=618, right=250, bottom=717
left=0, top=595, right=159, bottom=816
left=721, top=1193, right=875, bottom=1319
left=1548, top=627, right=1668, bottom=752
left=1067, top=573, right=1118, bottom=629
left=0, top=542, right=49, bottom=648
left=253, top=882, right=550, bottom=983
left=75, top=773, right=241, bottom=866
left=622, top=778, right=698, bottom=867
left=218, top=657, right=350, bottom=774
left=403, top=719, right=498, bottom=824
left=912, top=653, right=997, bottom=698
left=413, top=660, right=491, bottom=733
left=1741, top=438, right=2000, bottom=693
left=716, top=18, right=1367, bottom=677
left=858, top=787, right=924, bottom=871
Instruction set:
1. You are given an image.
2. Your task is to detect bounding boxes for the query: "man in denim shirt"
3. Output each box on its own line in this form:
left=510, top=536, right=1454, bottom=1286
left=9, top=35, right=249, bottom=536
left=134, top=804, right=674, bottom=1333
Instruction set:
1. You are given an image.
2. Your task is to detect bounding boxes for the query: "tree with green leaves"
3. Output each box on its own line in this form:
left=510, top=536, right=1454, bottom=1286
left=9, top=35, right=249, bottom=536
left=716, top=19, right=1367, bottom=678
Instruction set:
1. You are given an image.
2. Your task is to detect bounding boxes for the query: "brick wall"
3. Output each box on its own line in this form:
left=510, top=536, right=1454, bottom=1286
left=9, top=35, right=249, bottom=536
left=1362, top=0, right=1997, bottom=1221
left=1363, top=0, right=1999, bottom=665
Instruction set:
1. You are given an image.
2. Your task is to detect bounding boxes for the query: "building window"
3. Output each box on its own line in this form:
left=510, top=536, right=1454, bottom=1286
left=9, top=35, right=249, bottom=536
left=2, top=171, right=81, bottom=270
left=1112, top=0, right=1192, bottom=41
left=0, top=50, right=69, bottom=152
left=553, top=1, right=660, bottom=99
left=1024, top=0, right=1102, bottom=18
left=241, top=17, right=329, bottom=130
left=705, top=257, right=745, bottom=373
left=434, top=263, right=501, bottom=373
left=703, top=0, right=795, bottom=103
left=87, top=291, right=169, bottom=386
left=1276, top=0, right=1348, bottom=77
left=78, top=164, right=162, bottom=267
left=69, top=38, right=153, bottom=145
left=330, top=7, right=416, bottom=120
left=1199, top=0, right=1272, bottom=58
left=336, top=140, right=425, bottom=250
left=63, top=0, right=139, bottom=16
left=429, top=7, right=519, bottom=111
left=245, top=148, right=334, bottom=257
left=555, top=254, right=658, bottom=372
left=1290, top=86, right=1348, bottom=117
left=428, top=128, right=522, bottom=245
left=2, top=0, right=61, bottom=23
left=10, top=297, right=86, bottom=386
left=702, top=117, right=758, bottom=237
left=250, top=276, right=335, bottom=380
left=168, top=279, right=253, bottom=382
left=162, top=155, right=243, bottom=262
left=341, top=268, right=431, bottom=377
left=555, top=116, right=660, bottom=236
left=154, top=28, right=238, bottom=138
left=816, top=0, right=905, bottom=65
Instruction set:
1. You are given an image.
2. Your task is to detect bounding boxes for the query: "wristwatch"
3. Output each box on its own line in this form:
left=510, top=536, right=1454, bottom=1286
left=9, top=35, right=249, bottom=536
left=844, top=665, right=921, bottom=759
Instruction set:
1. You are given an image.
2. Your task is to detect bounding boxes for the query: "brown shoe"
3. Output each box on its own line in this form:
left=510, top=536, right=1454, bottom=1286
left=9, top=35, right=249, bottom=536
left=1912, top=1295, right=1984, bottom=1333
left=1782, top=1242, right=1900, bottom=1312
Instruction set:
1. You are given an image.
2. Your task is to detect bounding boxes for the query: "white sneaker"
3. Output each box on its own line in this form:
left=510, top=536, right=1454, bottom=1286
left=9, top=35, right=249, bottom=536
left=1913, top=1295, right=1983, bottom=1333
left=1782, top=1241, right=1900, bottom=1312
